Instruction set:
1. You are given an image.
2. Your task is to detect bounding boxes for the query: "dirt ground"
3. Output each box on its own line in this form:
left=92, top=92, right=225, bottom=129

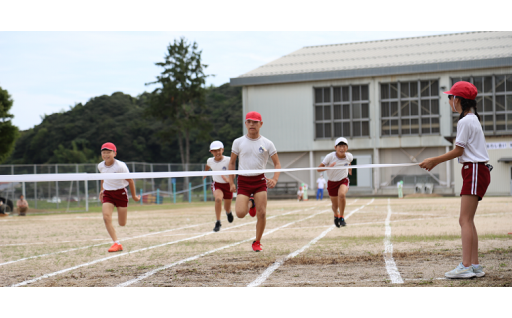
left=1, top=197, right=511, bottom=287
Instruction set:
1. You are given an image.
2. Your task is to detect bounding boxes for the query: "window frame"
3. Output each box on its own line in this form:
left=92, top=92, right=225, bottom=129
left=380, top=79, right=440, bottom=137
left=314, top=85, right=370, bottom=140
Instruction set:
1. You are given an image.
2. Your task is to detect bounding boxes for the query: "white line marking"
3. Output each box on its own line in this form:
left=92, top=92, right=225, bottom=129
left=384, top=198, right=404, bottom=284
left=247, top=199, right=374, bottom=287
left=0, top=221, right=214, bottom=267
left=9, top=208, right=308, bottom=287
left=117, top=209, right=333, bottom=287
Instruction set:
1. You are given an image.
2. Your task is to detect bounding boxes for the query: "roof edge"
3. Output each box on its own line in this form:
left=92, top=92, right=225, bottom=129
left=230, top=57, right=512, bottom=87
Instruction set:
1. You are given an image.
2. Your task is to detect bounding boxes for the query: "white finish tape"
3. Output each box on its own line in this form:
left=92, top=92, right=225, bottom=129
left=0, top=163, right=419, bottom=182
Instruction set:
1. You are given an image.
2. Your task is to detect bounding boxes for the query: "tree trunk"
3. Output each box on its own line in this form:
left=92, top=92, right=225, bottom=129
left=177, top=131, right=188, bottom=201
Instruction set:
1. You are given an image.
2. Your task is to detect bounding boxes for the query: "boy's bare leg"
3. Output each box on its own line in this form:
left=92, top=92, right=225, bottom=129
left=460, top=195, right=479, bottom=267
left=254, top=191, right=267, bottom=242
left=213, top=189, right=224, bottom=221
left=337, top=185, right=349, bottom=218
left=471, top=224, right=479, bottom=265
left=102, top=203, right=118, bottom=242
left=235, top=194, right=250, bottom=218
left=224, top=199, right=232, bottom=213
left=330, top=196, right=339, bottom=217
left=117, top=207, right=128, bottom=226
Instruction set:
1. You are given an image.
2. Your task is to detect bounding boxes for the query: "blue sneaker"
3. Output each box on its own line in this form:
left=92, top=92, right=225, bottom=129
left=472, top=265, right=485, bottom=278
left=445, top=263, right=476, bottom=279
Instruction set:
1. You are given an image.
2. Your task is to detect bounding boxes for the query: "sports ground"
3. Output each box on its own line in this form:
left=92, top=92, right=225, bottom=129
left=1, top=196, right=511, bottom=287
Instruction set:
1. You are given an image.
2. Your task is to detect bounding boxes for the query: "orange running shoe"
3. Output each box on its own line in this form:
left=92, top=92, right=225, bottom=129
left=249, top=197, right=256, bottom=217
left=108, top=243, right=123, bottom=252
left=252, top=241, right=262, bottom=252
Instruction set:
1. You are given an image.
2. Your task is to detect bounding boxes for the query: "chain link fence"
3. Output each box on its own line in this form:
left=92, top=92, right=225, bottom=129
left=0, top=162, right=214, bottom=213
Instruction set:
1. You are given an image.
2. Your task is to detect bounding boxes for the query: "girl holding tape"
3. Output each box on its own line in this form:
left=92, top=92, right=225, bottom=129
left=419, top=81, right=490, bottom=279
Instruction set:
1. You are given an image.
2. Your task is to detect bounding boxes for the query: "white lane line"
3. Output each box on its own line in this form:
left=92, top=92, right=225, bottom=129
left=0, top=221, right=214, bottom=267
left=384, top=198, right=403, bottom=284
left=247, top=198, right=374, bottom=287
left=117, top=208, right=333, bottom=287
left=9, top=208, right=308, bottom=287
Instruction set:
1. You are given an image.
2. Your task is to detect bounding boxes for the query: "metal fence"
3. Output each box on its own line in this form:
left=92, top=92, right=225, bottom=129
left=0, top=162, right=213, bottom=213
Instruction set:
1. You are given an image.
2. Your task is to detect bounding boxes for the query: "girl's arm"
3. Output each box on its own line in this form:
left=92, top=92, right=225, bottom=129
left=419, top=146, right=464, bottom=171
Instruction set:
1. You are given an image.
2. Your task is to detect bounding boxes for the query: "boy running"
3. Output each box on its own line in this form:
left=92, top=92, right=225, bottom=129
left=229, top=111, right=281, bottom=252
left=98, top=142, right=140, bottom=252
left=318, top=137, right=353, bottom=228
left=203, top=140, right=235, bottom=232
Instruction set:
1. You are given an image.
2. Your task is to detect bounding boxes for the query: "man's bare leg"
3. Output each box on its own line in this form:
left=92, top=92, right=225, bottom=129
left=254, top=191, right=267, bottom=242
left=235, top=194, right=250, bottom=218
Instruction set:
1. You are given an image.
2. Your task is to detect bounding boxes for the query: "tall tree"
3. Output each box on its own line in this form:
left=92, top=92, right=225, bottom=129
left=0, top=86, right=19, bottom=164
left=145, top=38, right=212, bottom=192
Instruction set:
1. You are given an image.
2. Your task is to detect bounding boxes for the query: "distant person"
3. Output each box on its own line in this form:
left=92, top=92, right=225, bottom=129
left=229, top=111, right=281, bottom=252
left=203, top=140, right=235, bottom=232
left=98, top=142, right=140, bottom=253
left=297, top=186, right=303, bottom=201
left=318, top=137, right=353, bottom=228
left=316, top=174, right=326, bottom=200
left=17, top=195, right=29, bottom=216
left=420, top=81, right=490, bottom=279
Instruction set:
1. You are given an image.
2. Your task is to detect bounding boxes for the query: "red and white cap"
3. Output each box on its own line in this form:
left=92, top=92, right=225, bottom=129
left=335, top=137, right=348, bottom=146
left=209, top=140, right=224, bottom=150
left=444, top=81, right=478, bottom=100
left=101, top=142, right=116, bottom=152
left=245, top=111, right=262, bottom=122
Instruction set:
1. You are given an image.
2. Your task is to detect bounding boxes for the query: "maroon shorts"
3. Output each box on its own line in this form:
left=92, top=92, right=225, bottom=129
left=460, top=163, right=491, bottom=201
left=102, top=188, right=129, bottom=207
left=327, top=178, right=350, bottom=197
left=237, top=174, right=267, bottom=197
left=211, top=181, right=233, bottom=200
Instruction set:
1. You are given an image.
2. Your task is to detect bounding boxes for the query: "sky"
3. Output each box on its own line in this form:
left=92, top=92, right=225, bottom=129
left=1, top=31, right=465, bottom=130
left=1, top=1, right=505, bottom=131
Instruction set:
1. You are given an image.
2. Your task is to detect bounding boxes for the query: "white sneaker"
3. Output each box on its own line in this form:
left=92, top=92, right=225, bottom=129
left=472, top=265, right=485, bottom=278
left=445, top=262, right=476, bottom=279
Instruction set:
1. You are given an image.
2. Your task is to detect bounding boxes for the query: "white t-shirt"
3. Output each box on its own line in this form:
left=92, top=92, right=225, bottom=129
left=316, top=177, right=326, bottom=189
left=207, top=156, right=231, bottom=183
left=232, top=135, right=277, bottom=176
left=98, top=159, right=130, bottom=190
left=455, top=113, right=489, bottom=163
left=321, top=152, right=353, bottom=182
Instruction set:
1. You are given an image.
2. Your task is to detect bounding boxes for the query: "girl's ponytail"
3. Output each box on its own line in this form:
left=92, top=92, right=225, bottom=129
left=458, top=97, right=481, bottom=122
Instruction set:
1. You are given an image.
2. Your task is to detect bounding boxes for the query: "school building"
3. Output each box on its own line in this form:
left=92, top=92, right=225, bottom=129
left=230, top=31, right=512, bottom=196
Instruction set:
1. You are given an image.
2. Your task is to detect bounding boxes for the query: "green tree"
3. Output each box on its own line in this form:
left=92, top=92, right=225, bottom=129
left=0, top=86, right=19, bottom=164
left=145, top=37, right=212, bottom=168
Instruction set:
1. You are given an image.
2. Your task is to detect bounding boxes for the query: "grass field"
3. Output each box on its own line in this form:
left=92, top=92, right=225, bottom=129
left=1, top=197, right=511, bottom=287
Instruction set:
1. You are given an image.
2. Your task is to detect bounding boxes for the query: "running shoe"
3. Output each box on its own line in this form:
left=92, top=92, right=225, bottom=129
left=472, top=265, right=485, bottom=278
left=252, top=241, right=262, bottom=252
left=213, top=220, right=221, bottom=232
left=334, top=217, right=340, bottom=228
left=339, top=217, right=346, bottom=227
left=108, top=243, right=123, bottom=253
left=227, top=211, right=234, bottom=223
left=249, top=197, right=256, bottom=217
left=445, top=263, right=476, bottom=279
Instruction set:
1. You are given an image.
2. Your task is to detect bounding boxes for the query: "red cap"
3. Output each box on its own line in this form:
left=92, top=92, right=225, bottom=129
left=245, top=111, right=262, bottom=122
left=444, top=81, right=478, bottom=100
left=101, top=142, right=116, bottom=152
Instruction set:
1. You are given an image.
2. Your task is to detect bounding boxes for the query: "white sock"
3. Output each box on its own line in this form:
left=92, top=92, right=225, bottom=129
left=472, top=264, right=480, bottom=268
left=115, top=240, right=120, bottom=244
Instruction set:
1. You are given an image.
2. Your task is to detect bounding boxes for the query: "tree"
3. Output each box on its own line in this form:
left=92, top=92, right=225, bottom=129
left=145, top=38, right=212, bottom=197
left=0, top=86, right=19, bottom=164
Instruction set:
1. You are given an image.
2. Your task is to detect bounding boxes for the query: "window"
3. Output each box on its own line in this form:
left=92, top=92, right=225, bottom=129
left=380, top=80, right=440, bottom=136
left=314, top=85, right=369, bottom=139
left=451, top=75, right=512, bottom=135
